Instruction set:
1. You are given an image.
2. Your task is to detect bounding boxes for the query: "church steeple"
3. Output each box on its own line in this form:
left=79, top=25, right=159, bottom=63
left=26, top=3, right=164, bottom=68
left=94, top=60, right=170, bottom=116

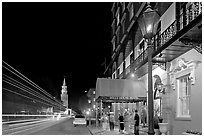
left=63, top=77, right=66, bottom=86
left=61, top=77, right=67, bottom=94
left=61, top=76, right=68, bottom=108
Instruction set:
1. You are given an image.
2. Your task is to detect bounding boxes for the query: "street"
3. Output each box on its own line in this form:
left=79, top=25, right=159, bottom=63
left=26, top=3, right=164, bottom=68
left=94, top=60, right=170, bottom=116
left=29, top=117, right=91, bottom=135
left=3, top=117, right=91, bottom=135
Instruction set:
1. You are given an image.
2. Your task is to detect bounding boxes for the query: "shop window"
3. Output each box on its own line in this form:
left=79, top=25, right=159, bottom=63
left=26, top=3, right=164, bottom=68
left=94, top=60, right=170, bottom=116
left=176, top=74, right=191, bottom=118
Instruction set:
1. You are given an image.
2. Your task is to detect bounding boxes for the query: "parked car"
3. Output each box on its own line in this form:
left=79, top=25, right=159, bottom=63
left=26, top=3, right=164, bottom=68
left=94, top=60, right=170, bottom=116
left=73, top=114, right=86, bottom=127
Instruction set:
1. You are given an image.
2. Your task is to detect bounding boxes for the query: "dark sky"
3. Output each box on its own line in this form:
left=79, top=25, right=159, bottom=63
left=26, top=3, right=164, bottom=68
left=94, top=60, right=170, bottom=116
left=2, top=2, right=112, bottom=109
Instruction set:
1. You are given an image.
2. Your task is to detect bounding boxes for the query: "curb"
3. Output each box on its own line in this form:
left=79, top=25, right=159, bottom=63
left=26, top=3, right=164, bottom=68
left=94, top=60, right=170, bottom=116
left=87, top=126, right=105, bottom=135
left=87, top=126, right=93, bottom=135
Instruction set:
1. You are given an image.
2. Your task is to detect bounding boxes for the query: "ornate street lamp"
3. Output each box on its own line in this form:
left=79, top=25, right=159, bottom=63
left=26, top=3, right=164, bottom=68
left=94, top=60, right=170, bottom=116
left=137, top=2, right=160, bottom=135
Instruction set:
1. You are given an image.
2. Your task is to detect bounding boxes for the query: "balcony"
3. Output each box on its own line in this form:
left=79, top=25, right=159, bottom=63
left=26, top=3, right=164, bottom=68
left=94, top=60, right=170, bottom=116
left=132, top=2, right=202, bottom=77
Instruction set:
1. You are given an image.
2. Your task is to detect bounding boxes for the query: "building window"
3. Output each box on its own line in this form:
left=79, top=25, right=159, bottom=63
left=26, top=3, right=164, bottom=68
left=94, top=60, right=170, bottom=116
left=122, top=18, right=125, bottom=34
left=120, top=62, right=123, bottom=74
left=112, top=72, right=116, bottom=79
left=117, top=31, right=120, bottom=44
left=122, top=2, right=125, bottom=12
left=129, top=4, right=134, bottom=20
left=130, top=52, right=134, bottom=64
left=112, top=38, right=116, bottom=51
left=113, top=41, right=115, bottom=51
left=117, top=12, right=120, bottom=26
left=117, top=68, right=120, bottom=77
left=112, top=21, right=115, bottom=36
left=179, top=6, right=184, bottom=30
left=177, top=74, right=191, bottom=118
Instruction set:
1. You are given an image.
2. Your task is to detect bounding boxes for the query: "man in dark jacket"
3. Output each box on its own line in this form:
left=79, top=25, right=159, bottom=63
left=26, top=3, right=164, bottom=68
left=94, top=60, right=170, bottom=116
left=134, top=110, right=139, bottom=135
left=119, top=113, right=124, bottom=133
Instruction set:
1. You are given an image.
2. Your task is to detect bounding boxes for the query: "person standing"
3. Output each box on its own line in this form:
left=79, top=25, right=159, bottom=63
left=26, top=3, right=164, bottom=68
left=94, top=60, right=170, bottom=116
left=118, top=113, right=124, bottom=133
left=109, top=112, right=115, bottom=131
left=124, top=110, right=130, bottom=133
left=141, top=106, right=147, bottom=128
left=104, top=113, right=109, bottom=131
left=101, top=113, right=108, bottom=130
left=134, top=110, right=140, bottom=135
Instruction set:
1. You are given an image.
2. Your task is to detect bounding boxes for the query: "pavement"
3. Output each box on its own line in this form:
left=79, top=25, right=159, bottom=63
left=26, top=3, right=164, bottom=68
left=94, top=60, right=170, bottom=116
left=87, top=124, right=148, bottom=135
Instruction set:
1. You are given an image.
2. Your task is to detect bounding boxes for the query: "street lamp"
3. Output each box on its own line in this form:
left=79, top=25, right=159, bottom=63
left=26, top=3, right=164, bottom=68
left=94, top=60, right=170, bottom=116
left=131, top=73, right=135, bottom=78
left=137, top=2, right=160, bottom=135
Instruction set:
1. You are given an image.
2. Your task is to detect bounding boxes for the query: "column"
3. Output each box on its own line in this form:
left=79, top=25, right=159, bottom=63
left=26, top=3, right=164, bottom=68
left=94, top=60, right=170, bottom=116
left=96, top=101, right=99, bottom=127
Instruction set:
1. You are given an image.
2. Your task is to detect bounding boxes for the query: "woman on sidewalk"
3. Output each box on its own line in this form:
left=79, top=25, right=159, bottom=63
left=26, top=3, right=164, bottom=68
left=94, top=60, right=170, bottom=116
left=101, top=113, right=108, bottom=130
left=124, top=110, right=130, bottom=134
left=109, top=112, right=115, bottom=131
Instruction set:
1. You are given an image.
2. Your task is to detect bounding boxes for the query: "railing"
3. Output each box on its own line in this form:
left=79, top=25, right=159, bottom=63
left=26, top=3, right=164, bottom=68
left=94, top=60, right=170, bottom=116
left=133, top=2, right=202, bottom=69
left=125, top=65, right=131, bottom=75
left=133, top=48, right=148, bottom=69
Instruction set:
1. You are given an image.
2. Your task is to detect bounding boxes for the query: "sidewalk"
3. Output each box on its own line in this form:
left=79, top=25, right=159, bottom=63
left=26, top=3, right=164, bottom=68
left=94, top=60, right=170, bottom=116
left=87, top=124, right=148, bottom=135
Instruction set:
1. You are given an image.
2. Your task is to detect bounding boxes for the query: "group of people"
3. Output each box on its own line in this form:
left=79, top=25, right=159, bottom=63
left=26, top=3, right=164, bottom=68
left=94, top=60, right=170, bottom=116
left=100, top=112, right=115, bottom=131
left=100, top=106, right=162, bottom=135
left=118, top=109, right=140, bottom=135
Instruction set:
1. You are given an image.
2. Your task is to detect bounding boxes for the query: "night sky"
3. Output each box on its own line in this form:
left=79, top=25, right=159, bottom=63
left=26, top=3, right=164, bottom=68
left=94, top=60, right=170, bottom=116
left=2, top=2, right=112, bottom=109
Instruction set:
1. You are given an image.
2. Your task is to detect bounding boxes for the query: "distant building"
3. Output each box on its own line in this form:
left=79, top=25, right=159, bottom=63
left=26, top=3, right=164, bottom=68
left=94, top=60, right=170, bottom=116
left=61, top=77, right=68, bottom=108
left=87, top=88, right=96, bottom=117
left=104, top=2, right=202, bottom=135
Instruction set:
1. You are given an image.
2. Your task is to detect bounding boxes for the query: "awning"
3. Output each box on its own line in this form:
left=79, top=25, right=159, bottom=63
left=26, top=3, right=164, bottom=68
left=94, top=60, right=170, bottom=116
left=96, top=78, right=147, bottom=102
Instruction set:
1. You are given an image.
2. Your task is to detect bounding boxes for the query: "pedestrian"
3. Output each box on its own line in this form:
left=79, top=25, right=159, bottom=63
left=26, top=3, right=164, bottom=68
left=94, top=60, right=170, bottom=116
left=124, top=110, right=130, bottom=134
left=134, top=110, right=140, bottom=135
left=141, top=106, right=147, bottom=128
left=109, top=112, right=115, bottom=131
left=104, top=113, right=109, bottom=130
left=118, top=112, right=124, bottom=133
left=101, top=113, right=107, bottom=130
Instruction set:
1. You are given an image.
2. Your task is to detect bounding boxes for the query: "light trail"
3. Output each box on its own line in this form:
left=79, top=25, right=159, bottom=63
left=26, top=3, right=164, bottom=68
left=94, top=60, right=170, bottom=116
left=2, top=60, right=62, bottom=104
left=2, top=60, right=66, bottom=122
left=3, top=76, right=60, bottom=107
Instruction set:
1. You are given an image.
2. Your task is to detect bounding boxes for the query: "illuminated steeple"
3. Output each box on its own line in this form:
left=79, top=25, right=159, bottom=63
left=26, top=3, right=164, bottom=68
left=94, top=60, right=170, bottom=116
left=61, top=77, right=67, bottom=94
left=61, top=76, right=68, bottom=108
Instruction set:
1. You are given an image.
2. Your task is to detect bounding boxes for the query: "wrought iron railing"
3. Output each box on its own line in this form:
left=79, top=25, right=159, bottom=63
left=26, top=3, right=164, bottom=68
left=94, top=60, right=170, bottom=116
left=133, top=2, right=202, bottom=69
left=125, top=65, right=131, bottom=75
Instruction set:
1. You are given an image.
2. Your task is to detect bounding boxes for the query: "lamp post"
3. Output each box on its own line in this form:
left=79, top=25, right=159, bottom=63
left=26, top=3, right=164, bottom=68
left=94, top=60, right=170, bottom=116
left=138, top=2, right=160, bottom=135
